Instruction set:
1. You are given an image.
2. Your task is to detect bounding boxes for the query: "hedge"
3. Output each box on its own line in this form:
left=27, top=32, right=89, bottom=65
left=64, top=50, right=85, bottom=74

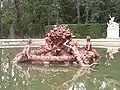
left=45, top=23, right=107, bottom=39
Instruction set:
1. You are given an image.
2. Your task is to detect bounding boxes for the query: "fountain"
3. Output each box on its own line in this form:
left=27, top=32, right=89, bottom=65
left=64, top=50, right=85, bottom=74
left=13, top=24, right=100, bottom=67
left=107, top=15, right=120, bottom=39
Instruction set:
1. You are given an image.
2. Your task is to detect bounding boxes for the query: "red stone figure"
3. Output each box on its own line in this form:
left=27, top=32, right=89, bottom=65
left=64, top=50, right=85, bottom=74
left=83, top=36, right=100, bottom=63
left=13, top=39, right=32, bottom=62
left=84, top=36, right=92, bottom=51
left=13, top=24, right=100, bottom=67
left=63, top=41, right=92, bottom=67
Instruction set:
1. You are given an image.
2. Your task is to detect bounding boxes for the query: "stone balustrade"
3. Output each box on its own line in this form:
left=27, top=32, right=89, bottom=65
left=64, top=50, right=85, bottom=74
left=0, top=39, right=120, bottom=48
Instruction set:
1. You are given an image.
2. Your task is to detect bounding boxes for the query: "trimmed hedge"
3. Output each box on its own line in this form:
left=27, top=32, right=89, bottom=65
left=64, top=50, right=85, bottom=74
left=45, top=23, right=107, bottom=39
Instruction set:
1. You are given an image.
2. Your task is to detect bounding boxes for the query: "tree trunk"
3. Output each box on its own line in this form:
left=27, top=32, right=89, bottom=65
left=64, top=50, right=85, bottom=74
left=47, top=7, right=50, bottom=25
left=7, top=0, right=16, bottom=38
left=76, top=6, right=80, bottom=24
left=56, top=8, right=59, bottom=25
left=0, top=0, right=3, bottom=38
left=0, top=14, right=3, bottom=38
left=85, top=7, right=89, bottom=23
left=48, top=14, right=50, bottom=25
left=14, top=0, right=23, bottom=38
left=41, top=23, right=45, bottom=38
left=8, top=0, right=11, bottom=7
left=75, top=0, right=80, bottom=24
left=39, top=18, right=45, bottom=38
left=9, top=23, right=15, bottom=39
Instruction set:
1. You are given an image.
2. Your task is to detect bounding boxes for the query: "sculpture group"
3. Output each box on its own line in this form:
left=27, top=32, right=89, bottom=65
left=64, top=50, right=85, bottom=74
left=107, top=15, right=120, bottom=39
left=13, top=24, right=100, bottom=67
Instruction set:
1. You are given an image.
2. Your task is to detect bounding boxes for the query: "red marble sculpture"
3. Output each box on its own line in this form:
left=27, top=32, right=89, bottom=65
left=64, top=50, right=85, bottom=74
left=13, top=24, right=100, bottom=67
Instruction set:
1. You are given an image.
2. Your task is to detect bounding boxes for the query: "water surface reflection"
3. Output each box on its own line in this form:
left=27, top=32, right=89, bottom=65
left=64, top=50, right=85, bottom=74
left=0, top=48, right=120, bottom=90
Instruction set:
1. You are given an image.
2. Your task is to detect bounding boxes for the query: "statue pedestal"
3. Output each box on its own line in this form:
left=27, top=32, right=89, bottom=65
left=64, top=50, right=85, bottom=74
left=107, top=29, right=120, bottom=39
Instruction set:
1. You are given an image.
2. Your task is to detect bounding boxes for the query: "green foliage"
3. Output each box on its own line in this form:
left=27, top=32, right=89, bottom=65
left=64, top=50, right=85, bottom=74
left=1, top=0, right=120, bottom=38
left=2, top=8, right=16, bottom=37
left=68, top=24, right=89, bottom=38
left=46, top=24, right=107, bottom=38
left=87, top=23, right=107, bottom=38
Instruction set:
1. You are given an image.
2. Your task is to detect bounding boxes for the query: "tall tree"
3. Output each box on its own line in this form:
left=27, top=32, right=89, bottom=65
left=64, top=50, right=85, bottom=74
left=0, top=0, right=3, bottom=38
left=14, top=0, right=23, bottom=38
left=72, top=0, right=81, bottom=24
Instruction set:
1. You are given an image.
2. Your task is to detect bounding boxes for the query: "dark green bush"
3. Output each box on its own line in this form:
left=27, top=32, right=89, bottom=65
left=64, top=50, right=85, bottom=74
left=45, top=23, right=107, bottom=39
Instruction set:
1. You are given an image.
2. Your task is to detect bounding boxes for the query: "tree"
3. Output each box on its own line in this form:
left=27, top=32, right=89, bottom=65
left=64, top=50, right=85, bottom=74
left=14, top=0, right=23, bottom=38
left=1, top=0, right=120, bottom=38
left=0, top=0, right=3, bottom=38
left=73, top=0, right=81, bottom=24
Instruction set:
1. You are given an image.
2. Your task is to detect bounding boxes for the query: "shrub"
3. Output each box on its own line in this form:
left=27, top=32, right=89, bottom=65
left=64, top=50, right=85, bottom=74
left=45, top=23, right=107, bottom=39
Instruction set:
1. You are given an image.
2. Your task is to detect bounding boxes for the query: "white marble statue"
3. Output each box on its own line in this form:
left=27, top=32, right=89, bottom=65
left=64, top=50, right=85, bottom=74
left=107, top=15, right=120, bottom=39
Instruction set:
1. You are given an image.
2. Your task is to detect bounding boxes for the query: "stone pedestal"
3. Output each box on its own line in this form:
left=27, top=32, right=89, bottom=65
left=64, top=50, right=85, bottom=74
left=107, top=29, right=119, bottom=39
